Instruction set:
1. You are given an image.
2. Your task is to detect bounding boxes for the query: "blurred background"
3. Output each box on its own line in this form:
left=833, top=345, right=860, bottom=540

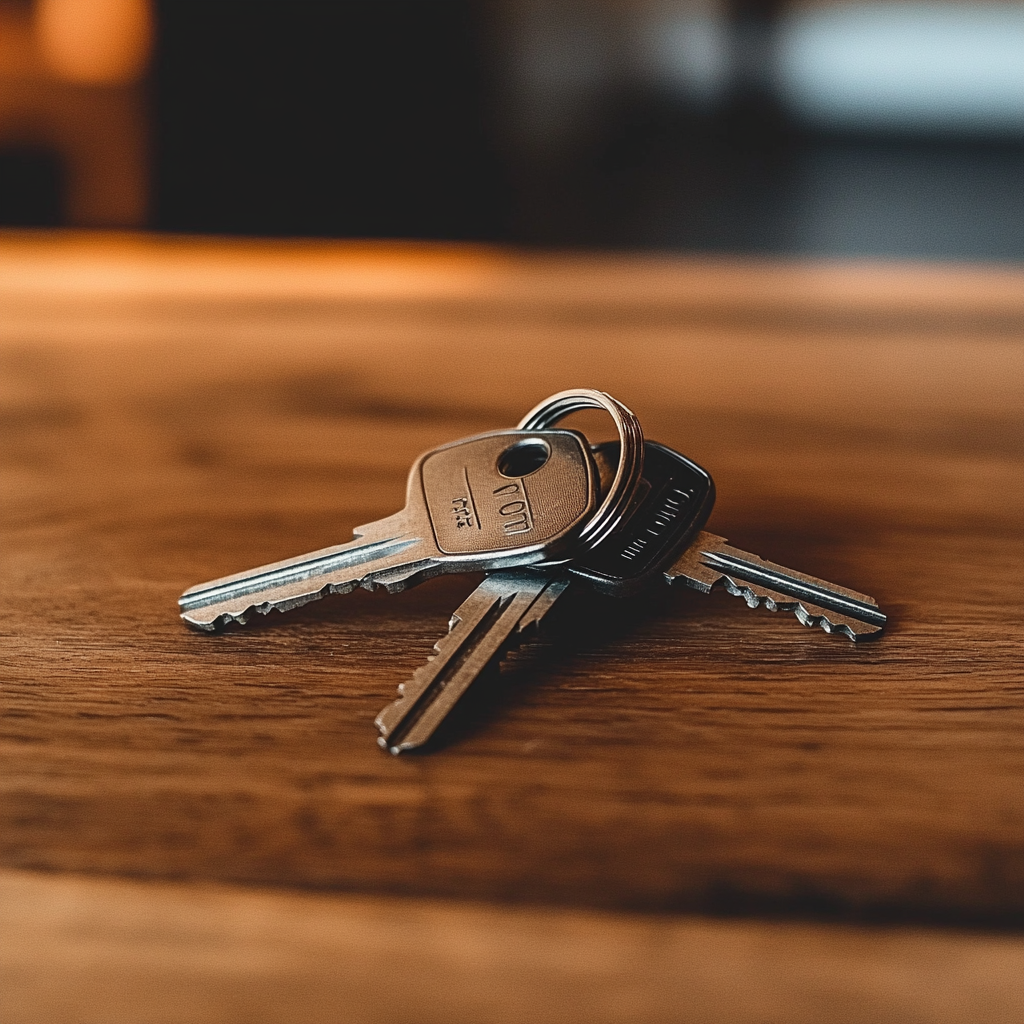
left=0, top=0, right=1021, bottom=259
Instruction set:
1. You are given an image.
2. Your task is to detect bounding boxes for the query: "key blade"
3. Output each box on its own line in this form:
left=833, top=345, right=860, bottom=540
left=179, top=516, right=433, bottom=631
left=666, top=531, right=886, bottom=641
left=375, top=571, right=570, bottom=754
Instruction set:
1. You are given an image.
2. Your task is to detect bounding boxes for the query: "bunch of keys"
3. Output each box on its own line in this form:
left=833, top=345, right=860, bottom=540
left=180, top=389, right=886, bottom=754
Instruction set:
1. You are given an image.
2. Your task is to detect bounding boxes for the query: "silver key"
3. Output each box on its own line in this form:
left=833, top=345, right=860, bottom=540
left=665, top=532, right=886, bottom=641
left=375, top=571, right=571, bottom=753
left=377, top=441, right=886, bottom=753
left=179, top=429, right=599, bottom=631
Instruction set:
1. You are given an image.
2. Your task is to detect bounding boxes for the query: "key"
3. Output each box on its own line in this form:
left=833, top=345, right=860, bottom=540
left=374, top=571, right=573, bottom=753
left=179, top=428, right=601, bottom=632
left=375, top=440, right=716, bottom=753
left=665, top=532, right=886, bottom=641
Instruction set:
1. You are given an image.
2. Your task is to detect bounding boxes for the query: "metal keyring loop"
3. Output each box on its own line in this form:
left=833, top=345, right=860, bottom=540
left=517, top=388, right=644, bottom=550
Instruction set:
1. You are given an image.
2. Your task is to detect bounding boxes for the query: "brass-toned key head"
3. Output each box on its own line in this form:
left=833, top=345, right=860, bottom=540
left=417, top=429, right=597, bottom=557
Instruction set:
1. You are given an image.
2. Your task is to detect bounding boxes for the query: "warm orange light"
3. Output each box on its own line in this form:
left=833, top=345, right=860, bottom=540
left=35, top=0, right=152, bottom=85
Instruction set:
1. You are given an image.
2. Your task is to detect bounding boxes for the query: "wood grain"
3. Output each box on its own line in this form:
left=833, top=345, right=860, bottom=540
left=1, top=234, right=1022, bottom=932
left=3, top=868, right=1022, bottom=1024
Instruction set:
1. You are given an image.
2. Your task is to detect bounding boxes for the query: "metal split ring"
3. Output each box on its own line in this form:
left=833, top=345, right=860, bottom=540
left=517, top=388, right=645, bottom=550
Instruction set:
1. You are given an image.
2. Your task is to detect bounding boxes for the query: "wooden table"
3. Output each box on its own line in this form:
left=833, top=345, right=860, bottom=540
left=2, top=233, right=1022, bottom=1023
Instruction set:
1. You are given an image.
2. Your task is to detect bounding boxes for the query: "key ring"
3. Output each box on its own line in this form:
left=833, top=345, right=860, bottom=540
left=517, top=388, right=644, bottom=550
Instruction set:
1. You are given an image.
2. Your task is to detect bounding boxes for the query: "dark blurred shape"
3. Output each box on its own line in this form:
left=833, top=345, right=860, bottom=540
left=516, top=103, right=1024, bottom=261
left=3, top=0, right=1022, bottom=261
left=495, top=0, right=1024, bottom=260
left=0, top=147, right=63, bottom=224
left=0, top=0, right=150, bottom=228
left=153, top=0, right=507, bottom=239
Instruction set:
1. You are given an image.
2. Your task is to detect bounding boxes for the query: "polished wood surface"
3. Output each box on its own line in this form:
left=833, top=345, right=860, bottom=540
left=4, top=869, right=1022, bottom=1024
left=2, top=233, right=1022, bottom=1020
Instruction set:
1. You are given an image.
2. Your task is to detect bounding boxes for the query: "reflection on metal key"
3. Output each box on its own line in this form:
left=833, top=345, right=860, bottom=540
left=179, top=429, right=598, bottom=631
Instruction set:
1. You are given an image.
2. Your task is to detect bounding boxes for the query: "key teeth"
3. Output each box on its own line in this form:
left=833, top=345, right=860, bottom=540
left=180, top=558, right=442, bottom=633
left=390, top=590, right=543, bottom=717
left=360, top=559, right=440, bottom=594
left=182, top=616, right=222, bottom=633
left=376, top=575, right=570, bottom=754
left=787, top=598, right=860, bottom=642
left=719, top=576, right=881, bottom=642
left=393, top=597, right=528, bottom=710
left=181, top=585, right=332, bottom=632
left=182, top=606, right=256, bottom=632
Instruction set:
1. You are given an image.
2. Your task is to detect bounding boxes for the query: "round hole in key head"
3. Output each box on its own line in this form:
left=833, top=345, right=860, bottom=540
left=497, top=438, right=551, bottom=478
